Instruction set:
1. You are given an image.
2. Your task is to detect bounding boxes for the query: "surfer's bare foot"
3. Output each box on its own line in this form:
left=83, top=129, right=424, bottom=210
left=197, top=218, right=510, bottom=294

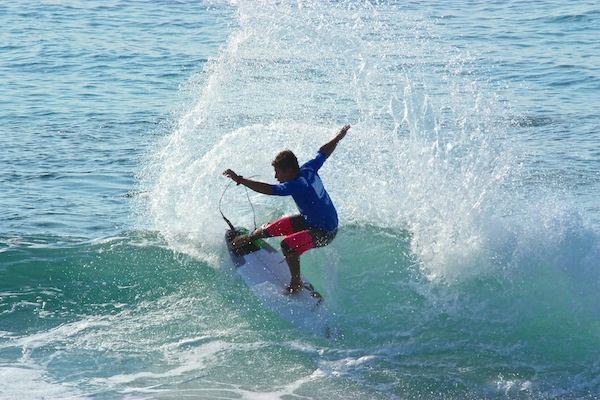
left=286, top=281, right=303, bottom=294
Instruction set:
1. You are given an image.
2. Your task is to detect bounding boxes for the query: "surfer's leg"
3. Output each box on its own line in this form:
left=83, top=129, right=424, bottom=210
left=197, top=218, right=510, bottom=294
left=231, top=215, right=304, bottom=249
left=279, top=227, right=337, bottom=293
left=263, top=215, right=306, bottom=237
left=280, top=230, right=315, bottom=293
left=282, top=246, right=302, bottom=294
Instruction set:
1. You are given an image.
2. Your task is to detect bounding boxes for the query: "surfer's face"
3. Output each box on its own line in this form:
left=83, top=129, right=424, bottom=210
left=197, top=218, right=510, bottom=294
left=274, top=167, right=295, bottom=183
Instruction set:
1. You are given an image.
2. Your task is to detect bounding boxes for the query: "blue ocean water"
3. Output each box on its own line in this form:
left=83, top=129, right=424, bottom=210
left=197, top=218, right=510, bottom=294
left=1, top=1, right=599, bottom=399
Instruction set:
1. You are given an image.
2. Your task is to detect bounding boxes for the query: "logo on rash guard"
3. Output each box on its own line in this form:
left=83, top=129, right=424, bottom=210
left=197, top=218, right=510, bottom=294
left=311, top=176, right=325, bottom=199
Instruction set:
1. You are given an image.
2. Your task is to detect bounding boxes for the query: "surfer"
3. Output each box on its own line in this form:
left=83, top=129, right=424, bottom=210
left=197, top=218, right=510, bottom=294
left=223, top=125, right=350, bottom=294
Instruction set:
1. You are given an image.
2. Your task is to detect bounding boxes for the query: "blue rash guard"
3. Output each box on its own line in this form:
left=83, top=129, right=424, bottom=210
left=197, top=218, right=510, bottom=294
left=270, top=151, right=338, bottom=233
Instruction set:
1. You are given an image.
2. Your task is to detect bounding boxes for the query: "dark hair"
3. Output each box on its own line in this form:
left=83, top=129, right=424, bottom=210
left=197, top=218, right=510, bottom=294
left=271, top=150, right=299, bottom=171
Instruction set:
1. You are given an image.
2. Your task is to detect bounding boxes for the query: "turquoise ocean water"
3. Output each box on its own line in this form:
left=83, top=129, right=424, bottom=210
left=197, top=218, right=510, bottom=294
left=1, top=1, right=599, bottom=398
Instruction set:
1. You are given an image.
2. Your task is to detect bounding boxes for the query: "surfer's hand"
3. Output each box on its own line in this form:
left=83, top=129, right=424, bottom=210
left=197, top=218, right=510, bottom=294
left=224, top=169, right=245, bottom=185
left=223, top=169, right=238, bottom=181
left=338, top=124, right=350, bottom=140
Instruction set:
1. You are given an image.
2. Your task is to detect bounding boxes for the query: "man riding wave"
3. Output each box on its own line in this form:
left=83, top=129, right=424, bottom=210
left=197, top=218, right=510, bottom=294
left=223, top=125, right=350, bottom=293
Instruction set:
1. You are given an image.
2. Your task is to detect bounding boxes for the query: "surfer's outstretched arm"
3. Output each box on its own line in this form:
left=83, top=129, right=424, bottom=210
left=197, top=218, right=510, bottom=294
left=223, top=169, right=273, bottom=195
left=319, top=125, right=350, bottom=159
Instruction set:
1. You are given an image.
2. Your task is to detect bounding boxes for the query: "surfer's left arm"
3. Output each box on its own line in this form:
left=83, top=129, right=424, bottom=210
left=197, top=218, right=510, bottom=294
left=319, top=125, right=350, bottom=159
left=223, top=169, right=273, bottom=195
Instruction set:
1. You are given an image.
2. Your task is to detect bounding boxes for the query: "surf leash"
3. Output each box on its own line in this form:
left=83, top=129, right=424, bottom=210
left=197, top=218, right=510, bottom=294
left=218, top=175, right=258, bottom=231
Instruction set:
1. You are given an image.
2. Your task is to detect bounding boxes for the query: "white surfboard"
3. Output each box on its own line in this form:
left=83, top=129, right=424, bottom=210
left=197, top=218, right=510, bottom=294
left=225, top=228, right=340, bottom=338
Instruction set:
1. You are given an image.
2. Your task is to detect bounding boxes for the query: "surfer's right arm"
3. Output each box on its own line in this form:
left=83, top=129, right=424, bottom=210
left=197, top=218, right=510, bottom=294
left=223, top=169, right=273, bottom=195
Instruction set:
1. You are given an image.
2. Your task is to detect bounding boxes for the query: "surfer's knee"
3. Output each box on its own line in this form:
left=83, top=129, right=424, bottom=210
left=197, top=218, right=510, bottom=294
left=280, top=241, right=297, bottom=257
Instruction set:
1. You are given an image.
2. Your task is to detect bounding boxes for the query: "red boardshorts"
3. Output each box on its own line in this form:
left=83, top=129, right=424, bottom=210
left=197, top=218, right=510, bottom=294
left=264, top=215, right=337, bottom=256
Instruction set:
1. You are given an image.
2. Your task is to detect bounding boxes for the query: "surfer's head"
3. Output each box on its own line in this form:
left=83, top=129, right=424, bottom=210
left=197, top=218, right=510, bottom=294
left=272, top=150, right=300, bottom=183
